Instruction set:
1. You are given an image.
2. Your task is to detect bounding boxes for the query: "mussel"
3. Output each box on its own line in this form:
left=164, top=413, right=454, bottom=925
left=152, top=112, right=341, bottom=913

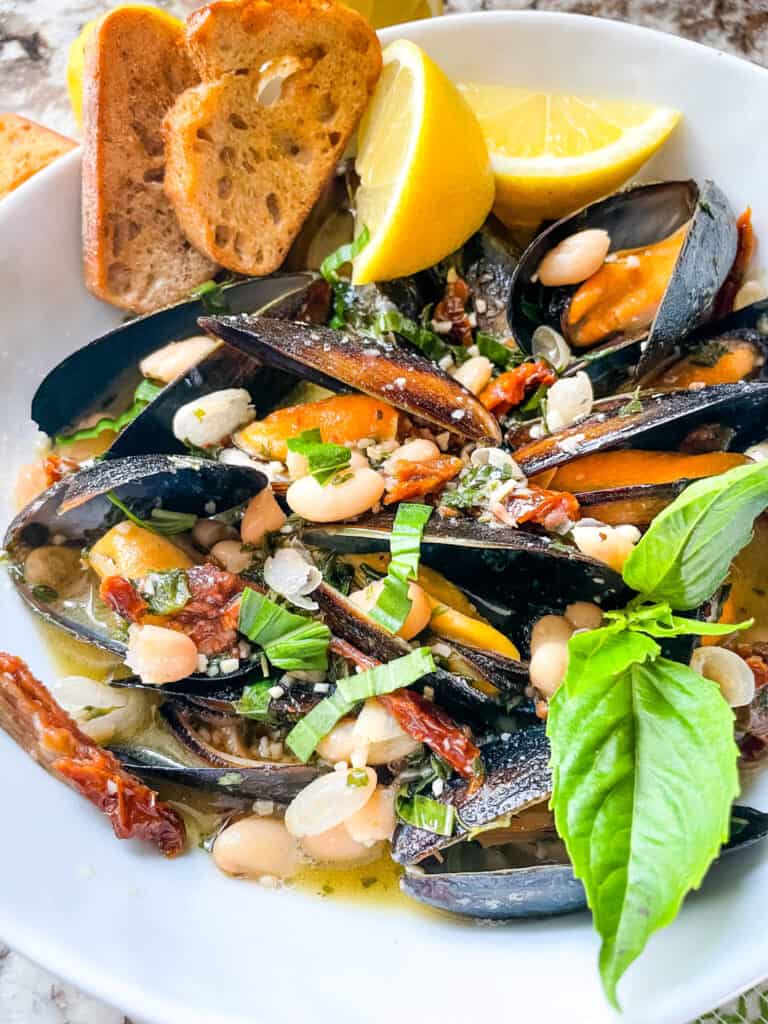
left=508, top=181, right=737, bottom=385
left=4, top=455, right=266, bottom=680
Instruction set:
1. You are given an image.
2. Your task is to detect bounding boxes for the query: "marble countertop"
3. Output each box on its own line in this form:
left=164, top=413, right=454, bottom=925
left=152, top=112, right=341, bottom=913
left=1, top=1, right=766, bottom=1022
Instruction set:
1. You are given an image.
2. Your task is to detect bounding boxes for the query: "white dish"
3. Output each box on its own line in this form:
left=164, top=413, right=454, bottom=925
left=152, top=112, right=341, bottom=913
left=1, top=11, right=767, bottom=1024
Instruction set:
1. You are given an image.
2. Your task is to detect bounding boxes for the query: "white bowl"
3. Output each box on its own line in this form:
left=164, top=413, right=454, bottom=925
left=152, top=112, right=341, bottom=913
left=1, top=11, right=767, bottom=1024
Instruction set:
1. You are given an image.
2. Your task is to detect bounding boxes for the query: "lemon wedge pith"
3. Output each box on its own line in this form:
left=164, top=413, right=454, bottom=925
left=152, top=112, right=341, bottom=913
left=353, top=39, right=494, bottom=284
left=458, top=84, right=681, bottom=230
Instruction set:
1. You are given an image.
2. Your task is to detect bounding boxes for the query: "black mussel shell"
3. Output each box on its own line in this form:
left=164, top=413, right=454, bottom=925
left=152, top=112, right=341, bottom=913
left=508, top=381, right=768, bottom=476
left=199, top=315, right=503, bottom=444
left=32, top=273, right=314, bottom=439
left=508, top=180, right=737, bottom=381
left=5, top=455, right=266, bottom=672
left=460, top=217, right=522, bottom=339
left=112, top=676, right=321, bottom=719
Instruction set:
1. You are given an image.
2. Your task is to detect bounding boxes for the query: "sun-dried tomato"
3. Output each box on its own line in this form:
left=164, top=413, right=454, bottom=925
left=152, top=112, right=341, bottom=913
left=43, top=453, right=79, bottom=488
left=492, top=483, right=580, bottom=530
left=434, top=273, right=474, bottom=347
left=380, top=689, right=483, bottom=783
left=383, top=454, right=463, bottom=505
left=99, top=575, right=148, bottom=624
left=479, top=361, right=556, bottom=416
left=168, top=564, right=248, bottom=656
left=714, top=208, right=755, bottom=319
left=0, top=653, right=185, bottom=855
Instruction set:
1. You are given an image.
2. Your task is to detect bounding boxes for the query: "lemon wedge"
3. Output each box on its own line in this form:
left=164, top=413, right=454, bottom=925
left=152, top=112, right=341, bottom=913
left=458, top=85, right=681, bottom=231
left=353, top=39, right=494, bottom=284
left=343, top=0, right=439, bottom=28
left=66, top=6, right=183, bottom=127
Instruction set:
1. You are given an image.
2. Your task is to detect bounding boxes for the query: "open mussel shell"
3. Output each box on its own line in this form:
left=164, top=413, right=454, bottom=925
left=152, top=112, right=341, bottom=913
left=5, top=454, right=266, bottom=675
left=508, top=381, right=768, bottom=477
left=399, top=802, right=768, bottom=920
left=110, top=743, right=319, bottom=801
left=32, top=273, right=314, bottom=439
left=200, top=315, right=503, bottom=444
left=508, top=180, right=737, bottom=382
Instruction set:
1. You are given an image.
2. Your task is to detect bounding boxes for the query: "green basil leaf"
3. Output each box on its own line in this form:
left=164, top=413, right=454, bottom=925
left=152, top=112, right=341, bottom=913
left=548, top=656, right=738, bottom=1008
left=369, top=575, right=412, bottom=634
left=285, top=690, right=356, bottom=762
left=375, top=310, right=450, bottom=362
left=395, top=792, right=455, bottom=835
left=623, top=461, right=768, bottom=609
left=387, top=502, right=432, bottom=582
left=190, top=279, right=231, bottom=313
left=320, top=226, right=370, bottom=283
left=642, top=614, right=753, bottom=639
left=475, top=331, right=522, bottom=369
left=562, top=625, right=660, bottom=697
left=238, top=588, right=331, bottom=671
left=105, top=493, right=196, bottom=537
left=234, top=681, right=274, bottom=721
left=286, top=429, right=351, bottom=486
left=141, top=569, right=191, bottom=615
left=336, top=647, right=435, bottom=703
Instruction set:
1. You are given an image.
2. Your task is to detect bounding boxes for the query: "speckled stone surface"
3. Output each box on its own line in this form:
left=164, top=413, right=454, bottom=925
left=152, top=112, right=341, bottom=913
left=1, top=1, right=767, bottom=1022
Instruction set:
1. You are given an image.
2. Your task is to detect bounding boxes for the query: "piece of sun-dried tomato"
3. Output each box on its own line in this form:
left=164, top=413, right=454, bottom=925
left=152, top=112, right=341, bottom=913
left=492, top=483, right=580, bottom=531
left=99, top=575, right=148, bottom=623
left=168, top=564, right=248, bottom=656
left=384, top=454, right=463, bottom=505
left=434, top=273, right=474, bottom=347
left=43, top=453, right=79, bottom=488
left=479, top=361, right=556, bottom=416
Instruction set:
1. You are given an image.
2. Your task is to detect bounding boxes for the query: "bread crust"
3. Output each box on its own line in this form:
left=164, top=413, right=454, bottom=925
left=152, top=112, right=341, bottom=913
left=81, top=6, right=217, bottom=314
left=163, top=0, right=381, bottom=276
left=0, top=113, right=76, bottom=200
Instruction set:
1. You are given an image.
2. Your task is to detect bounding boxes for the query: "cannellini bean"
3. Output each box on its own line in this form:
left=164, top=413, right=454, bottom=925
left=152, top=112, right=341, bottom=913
left=535, top=229, right=611, bottom=287
left=316, top=718, right=358, bottom=764
left=564, top=601, right=603, bottom=631
left=530, top=614, right=573, bottom=656
left=14, top=462, right=49, bottom=509
left=691, top=646, right=756, bottom=707
left=316, top=716, right=419, bottom=766
left=545, top=372, right=593, bottom=433
left=140, top=335, right=218, bottom=384
left=299, top=824, right=383, bottom=866
left=386, top=439, right=440, bottom=467
left=213, top=816, right=301, bottom=879
left=349, top=580, right=431, bottom=640
left=192, top=518, right=238, bottom=550
left=50, top=675, right=147, bottom=745
left=286, top=467, right=385, bottom=523
left=353, top=698, right=405, bottom=745
left=210, top=539, right=253, bottom=574
left=24, top=545, right=83, bottom=598
left=345, top=786, right=396, bottom=844
left=572, top=522, right=639, bottom=573
left=172, top=388, right=254, bottom=449
left=529, top=640, right=570, bottom=699
left=240, top=488, right=287, bottom=544
left=284, top=766, right=377, bottom=837
left=451, top=356, right=493, bottom=396
left=286, top=450, right=310, bottom=480
left=124, top=624, right=199, bottom=684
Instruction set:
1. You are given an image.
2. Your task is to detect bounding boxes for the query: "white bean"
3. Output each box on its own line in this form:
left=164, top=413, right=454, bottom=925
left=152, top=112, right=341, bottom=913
left=564, top=601, right=603, bottom=631
left=172, top=388, right=254, bottom=449
left=316, top=717, right=419, bottom=766
left=530, top=614, right=573, bottom=656
left=240, top=488, right=287, bottom=544
left=345, top=786, right=396, bottom=844
left=284, top=766, right=377, bottom=837
left=386, top=438, right=440, bottom=467
left=139, top=335, right=217, bottom=384
left=690, top=646, right=756, bottom=707
left=451, top=356, right=493, bottom=395
left=545, top=372, right=593, bottom=433
left=213, top=816, right=301, bottom=879
left=299, top=824, right=383, bottom=866
left=529, top=640, right=570, bottom=699
left=124, top=624, right=199, bottom=684
left=50, top=675, right=147, bottom=745
left=349, top=580, right=431, bottom=640
left=286, top=450, right=310, bottom=480
left=211, top=539, right=252, bottom=574
left=572, top=523, right=638, bottom=572
left=535, top=229, right=611, bottom=287
left=353, top=700, right=421, bottom=763
left=286, top=467, right=385, bottom=522
left=316, top=719, right=358, bottom=764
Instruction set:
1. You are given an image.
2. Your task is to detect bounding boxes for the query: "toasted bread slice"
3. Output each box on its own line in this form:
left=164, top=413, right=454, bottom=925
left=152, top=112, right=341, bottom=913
left=0, top=114, right=76, bottom=200
left=163, top=0, right=381, bottom=276
left=82, top=6, right=217, bottom=314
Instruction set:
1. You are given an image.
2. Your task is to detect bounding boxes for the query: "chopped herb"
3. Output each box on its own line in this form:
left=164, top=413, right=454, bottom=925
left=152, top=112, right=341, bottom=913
left=218, top=771, right=245, bottom=787
left=440, top=462, right=513, bottom=511
left=190, top=279, right=231, bottom=314
left=321, top=883, right=334, bottom=896
left=347, top=768, right=369, bottom=787
left=320, top=227, right=370, bottom=329
left=336, top=647, right=435, bottom=703
left=370, top=503, right=432, bottom=634
left=360, top=876, right=378, bottom=889
left=690, top=340, right=730, bottom=367
left=518, top=381, right=549, bottom=415
left=476, top=331, right=523, bottom=369
left=81, top=704, right=119, bottom=721
left=140, top=569, right=191, bottom=614
left=234, top=680, right=274, bottom=721
left=55, top=380, right=163, bottom=447
left=376, top=310, right=454, bottom=363
left=395, top=791, right=455, bottom=836
left=618, top=386, right=644, bottom=417
left=285, top=689, right=356, bottom=762
left=238, top=587, right=330, bottom=671
left=31, top=584, right=58, bottom=602
left=315, top=552, right=354, bottom=595
left=106, top=493, right=197, bottom=537
left=286, top=428, right=352, bottom=486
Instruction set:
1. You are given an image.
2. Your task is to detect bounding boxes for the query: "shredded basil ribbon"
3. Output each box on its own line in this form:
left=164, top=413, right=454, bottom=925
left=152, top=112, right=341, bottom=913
left=190, top=278, right=231, bottom=314
left=238, top=587, right=330, bottom=671
left=285, top=428, right=352, bottom=485
left=105, top=492, right=197, bottom=537
left=475, top=331, right=522, bottom=369
left=140, top=569, right=191, bottom=614
left=395, top=792, right=455, bottom=836
left=370, top=503, right=432, bottom=635
left=285, top=690, right=355, bottom=762
left=235, top=681, right=275, bottom=721
left=320, top=226, right=370, bottom=283
left=55, top=379, right=162, bottom=447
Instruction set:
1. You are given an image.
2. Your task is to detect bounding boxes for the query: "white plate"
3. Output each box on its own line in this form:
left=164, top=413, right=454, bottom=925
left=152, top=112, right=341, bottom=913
left=1, top=11, right=767, bottom=1024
